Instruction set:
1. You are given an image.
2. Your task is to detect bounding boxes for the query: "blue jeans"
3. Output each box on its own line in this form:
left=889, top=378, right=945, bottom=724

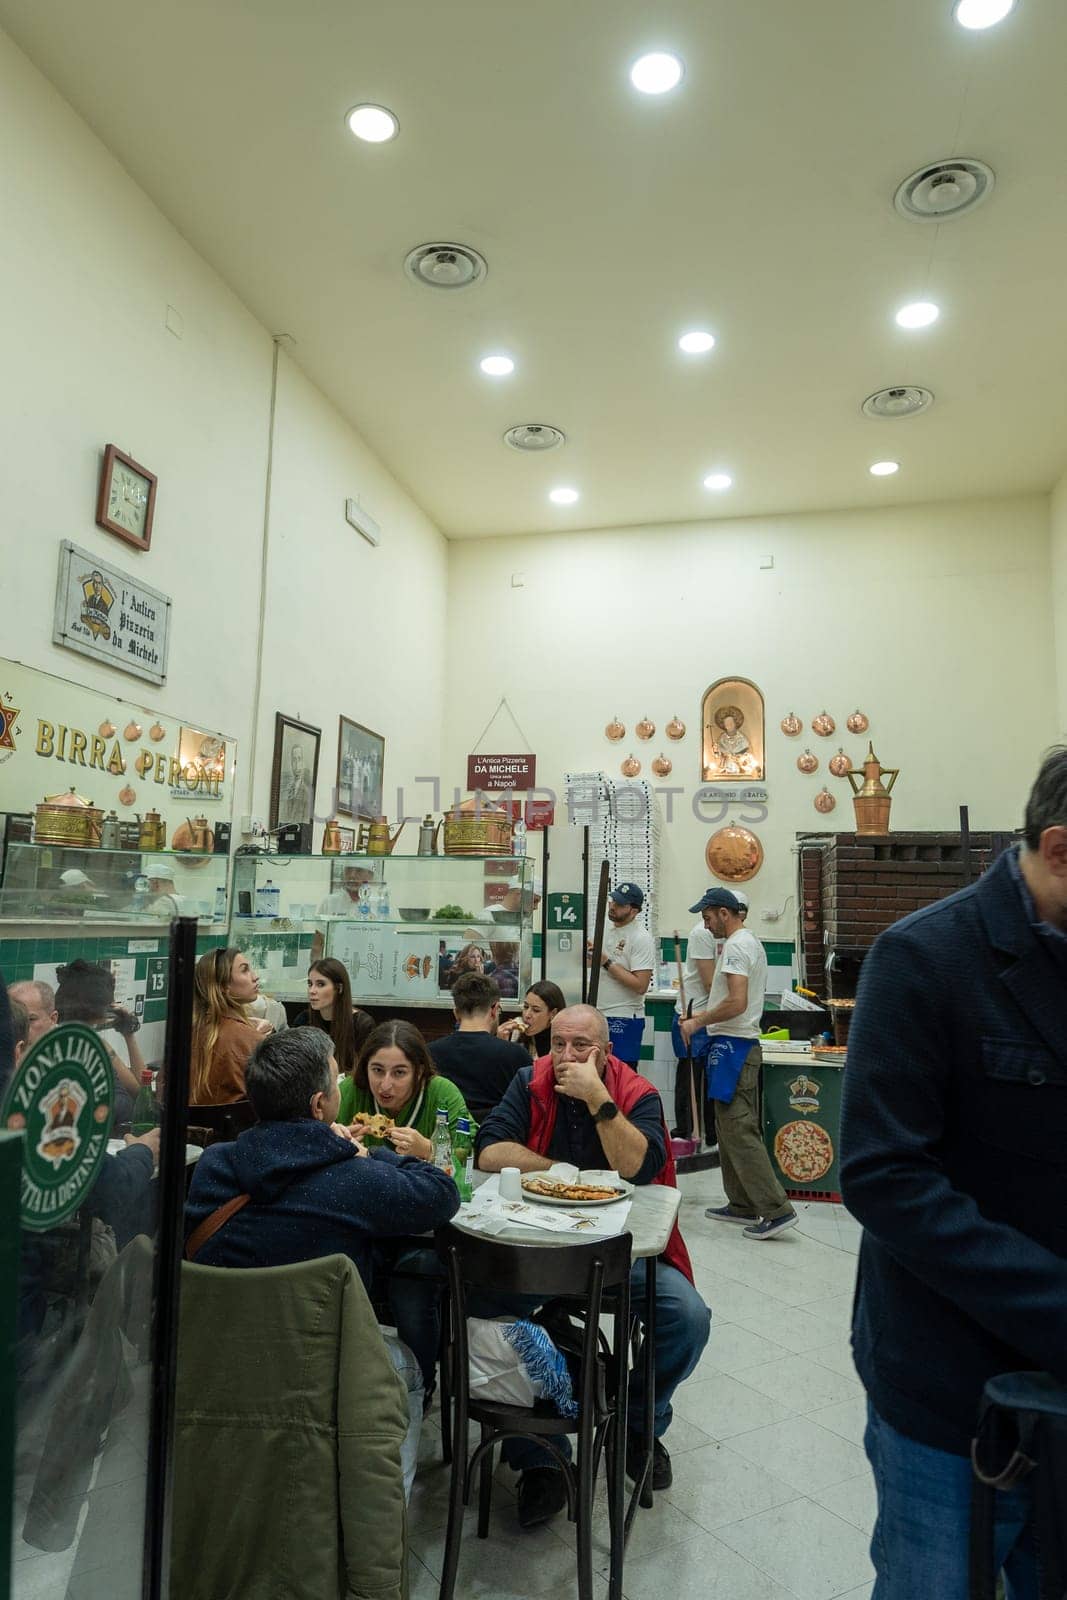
left=865, top=1401, right=1038, bottom=1600
left=379, top=1243, right=447, bottom=1392
left=494, top=1259, right=710, bottom=1473
left=383, top=1334, right=423, bottom=1502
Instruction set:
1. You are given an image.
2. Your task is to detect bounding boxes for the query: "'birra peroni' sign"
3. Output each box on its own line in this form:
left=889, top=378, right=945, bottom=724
left=1, top=1024, right=114, bottom=1230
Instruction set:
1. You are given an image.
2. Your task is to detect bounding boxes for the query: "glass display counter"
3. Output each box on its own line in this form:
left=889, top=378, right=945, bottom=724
left=0, top=840, right=229, bottom=926
left=230, top=852, right=536, bottom=1006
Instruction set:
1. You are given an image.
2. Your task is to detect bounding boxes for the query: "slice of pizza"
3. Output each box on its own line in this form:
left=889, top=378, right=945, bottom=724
left=349, top=1111, right=396, bottom=1139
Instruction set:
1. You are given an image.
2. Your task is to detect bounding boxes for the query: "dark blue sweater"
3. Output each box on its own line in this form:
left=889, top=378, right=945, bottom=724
left=840, top=847, right=1067, bottom=1454
left=184, top=1120, right=459, bottom=1283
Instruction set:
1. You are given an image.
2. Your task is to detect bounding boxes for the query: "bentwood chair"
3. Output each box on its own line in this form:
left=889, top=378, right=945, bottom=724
left=434, top=1223, right=633, bottom=1600
left=185, top=1098, right=257, bottom=1146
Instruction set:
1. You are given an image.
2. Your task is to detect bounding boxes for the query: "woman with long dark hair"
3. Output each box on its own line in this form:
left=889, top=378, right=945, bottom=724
left=340, top=1019, right=473, bottom=1394
left=497, top=979, right=567, bottom=1058
left=292, top=958, right=372, bottom=1078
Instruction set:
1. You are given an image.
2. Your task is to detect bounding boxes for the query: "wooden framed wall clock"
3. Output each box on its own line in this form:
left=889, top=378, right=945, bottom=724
left=95, top=444, right=157, bottom=551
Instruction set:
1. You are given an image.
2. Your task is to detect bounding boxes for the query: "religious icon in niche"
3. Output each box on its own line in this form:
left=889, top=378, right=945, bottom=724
left=701, top=678, right=765, bottom=782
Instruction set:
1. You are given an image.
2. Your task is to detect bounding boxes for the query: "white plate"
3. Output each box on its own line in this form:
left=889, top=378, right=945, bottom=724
left=519, top=1178, right=634, bottom=1207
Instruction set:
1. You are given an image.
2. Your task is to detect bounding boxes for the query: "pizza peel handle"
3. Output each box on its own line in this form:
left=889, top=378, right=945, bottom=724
left=586, top=860, right=610, bottom=1008
left=674, top=930, right=700, bottom=1142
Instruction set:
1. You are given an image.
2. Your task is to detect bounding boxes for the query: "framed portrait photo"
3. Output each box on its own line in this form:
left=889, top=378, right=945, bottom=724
left=336, top=717, right=385, bottom=819
left=270, top=713, right=321, bottom=831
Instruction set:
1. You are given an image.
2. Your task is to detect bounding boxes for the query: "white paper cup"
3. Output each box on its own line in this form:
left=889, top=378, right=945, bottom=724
left=499, top=1167, right=522, bottom=1201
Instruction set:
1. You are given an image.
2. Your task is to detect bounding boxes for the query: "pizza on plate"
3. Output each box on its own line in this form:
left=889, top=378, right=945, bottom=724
left=773, top=1119, right=834, bottom=1183
left=521, top=1177, right=623, bottom=1202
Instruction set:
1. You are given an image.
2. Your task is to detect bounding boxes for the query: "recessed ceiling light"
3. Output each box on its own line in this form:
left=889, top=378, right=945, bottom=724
left=678, top=330, right=716, bottom=355
left=869, top=460, right=900, bottom=477
left=703, top=472, right=733, bottom=491
left=480, top=354, right=515, bottom=377
left=549, top=487, right=580, bottom=506
left=895, top=301, right=940, bottom=330
left=346, top=104, right=399, bottom=143
left=630, top=52, right=684, bottom=95
left=954, top=0, right=1014, bottom=29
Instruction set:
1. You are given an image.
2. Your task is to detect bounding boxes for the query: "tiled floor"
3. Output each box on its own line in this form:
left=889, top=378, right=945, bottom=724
left=409, top=1168, right=874, bottom=1600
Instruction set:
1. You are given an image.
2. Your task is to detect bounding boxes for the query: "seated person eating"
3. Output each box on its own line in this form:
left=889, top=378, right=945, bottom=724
left=184, top=1026, right=459, bottom=1496
left=476, top=1004, right=711, bottom=1527
left=339, top=1019, right=475, bottom=1394
left=429, top=972, right=530, bottom=1124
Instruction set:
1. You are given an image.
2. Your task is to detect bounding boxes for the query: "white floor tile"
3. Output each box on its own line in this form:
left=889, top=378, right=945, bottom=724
left=698, top=1322, right=793, bottom=1377
left=672, top=1372, right=794, bottom=1440
left=715, top=1497, right=874, bottom=1600
left=618, top=1527, right=797, bottom=1600
left=663, top=1410, right=718, bottom=1456
left=727, top=1416, right=869, bottom=1495
left=409, top=1504, right=583, bottom=1597
left=804, top=1292, right=856, bottom=1330
left=663, top=1440, right=801, bottom=1531
left=696, top=1272, right=796, bottom=1327
left=734, top=1304, right=842, bottom=1354
left=805, top=1396, right=868, bottom=1447
left=737, top=1354, right=863, bottom=1413
left=553, top=1489, right=704, bottom=1572
left=813, top=1472, right=878, bottom=1535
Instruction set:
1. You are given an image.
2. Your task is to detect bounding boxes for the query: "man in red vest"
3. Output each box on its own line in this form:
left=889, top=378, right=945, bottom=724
left=476, top=1005, right=711, bottom=1528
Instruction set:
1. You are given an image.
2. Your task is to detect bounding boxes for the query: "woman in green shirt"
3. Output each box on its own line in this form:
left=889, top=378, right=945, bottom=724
left=339, top=1019, right=474, bottom=1393
left=338, top=1018, right=475, bottom=1158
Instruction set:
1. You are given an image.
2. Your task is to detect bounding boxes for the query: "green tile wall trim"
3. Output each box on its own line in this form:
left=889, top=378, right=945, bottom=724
left=658, top=936, right=794, bottom=963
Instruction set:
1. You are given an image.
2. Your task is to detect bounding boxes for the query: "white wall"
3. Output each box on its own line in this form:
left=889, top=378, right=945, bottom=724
left=256, top=354, right=447, bottom=824
left=1051, top=469, right=1067, bottom=732
left=0, top=27, right=447, bottom=826
left=445, top=496, right=1057, bottom=938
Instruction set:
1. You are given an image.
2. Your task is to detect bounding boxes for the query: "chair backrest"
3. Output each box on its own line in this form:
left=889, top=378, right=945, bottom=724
left=185, top=1098, right=257, bottom=1142
left=171, top=1253, right=409, bottom=1600
left=436, top=1224, right=632, bottom=1300
left=435, top=1224, right=633, bottom=1432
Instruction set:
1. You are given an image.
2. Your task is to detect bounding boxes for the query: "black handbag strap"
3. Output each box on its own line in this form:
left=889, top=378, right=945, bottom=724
left=969, top=1373, right=1067, bottom=1600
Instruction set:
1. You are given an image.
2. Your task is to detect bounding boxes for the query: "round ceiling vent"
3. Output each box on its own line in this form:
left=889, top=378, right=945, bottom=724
left=862, top=386, right=935, bottom=420
left=503, top=424, right=566, bottom=452
left=403, top=242, right=487, bottom=290
left=894, top=159, right=995, bottom=221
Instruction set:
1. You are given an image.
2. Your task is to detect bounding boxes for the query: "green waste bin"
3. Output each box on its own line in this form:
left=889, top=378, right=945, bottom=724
left=761, top=1051, right=845, bottom=1202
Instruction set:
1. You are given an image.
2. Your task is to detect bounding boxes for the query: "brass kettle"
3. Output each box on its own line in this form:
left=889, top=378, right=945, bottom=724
left=847, top=744, right=899, bottom=835
left=137, top=810, right=166, bottom=850
left=366, top=816, right=407, bottom=856
left=322, top=817, right=343, bottom=855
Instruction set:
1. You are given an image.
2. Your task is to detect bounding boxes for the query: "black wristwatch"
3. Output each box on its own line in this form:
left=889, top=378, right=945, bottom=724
left=593, top=1099, right=619, bottom=1124
left=602, top=958, right=612, bottom=971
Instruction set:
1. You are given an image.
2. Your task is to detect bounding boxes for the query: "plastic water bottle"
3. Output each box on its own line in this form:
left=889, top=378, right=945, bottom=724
left=256, top=878, right=280, bottom=919
left=130, top=1070, right=159, bottom=1136
left=513, top=817, right=527, bottom=857
left=213, top=885, right=227, bottom=921
left=452, top=1116, right=474, bottom=1201
left=431, top=1108, right=454, bottom=1176
left=377, top=881, right=391, bottom=920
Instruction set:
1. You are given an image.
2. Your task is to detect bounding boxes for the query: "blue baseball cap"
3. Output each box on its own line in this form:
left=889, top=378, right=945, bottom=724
left=689, top=887, right=741, bottom=914
left=609, top=882, right=644, bottom=908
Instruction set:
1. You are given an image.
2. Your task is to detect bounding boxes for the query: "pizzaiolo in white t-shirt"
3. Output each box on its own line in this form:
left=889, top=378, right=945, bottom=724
left=676, top=920, right=718, bottom=1015
left=598, top=920, right=658, bottom=1019
left=705, top=928, right=767, bottom=1040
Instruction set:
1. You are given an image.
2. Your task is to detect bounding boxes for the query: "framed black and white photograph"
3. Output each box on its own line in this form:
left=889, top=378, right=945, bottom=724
left=270, top=713, right=321, bottom=830
left=336, top=717, right=385, bottom=819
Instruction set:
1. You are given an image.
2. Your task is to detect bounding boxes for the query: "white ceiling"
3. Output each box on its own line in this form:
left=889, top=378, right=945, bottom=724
left=4, top=0, right=1067, bottom=538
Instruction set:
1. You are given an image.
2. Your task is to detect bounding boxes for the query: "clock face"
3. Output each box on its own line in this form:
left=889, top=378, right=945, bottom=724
left=107, top=465, right=150, bottom=535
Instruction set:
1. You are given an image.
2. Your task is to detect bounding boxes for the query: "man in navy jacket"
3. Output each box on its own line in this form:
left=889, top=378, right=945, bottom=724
left=840, top=748, right=1067, bottom=1599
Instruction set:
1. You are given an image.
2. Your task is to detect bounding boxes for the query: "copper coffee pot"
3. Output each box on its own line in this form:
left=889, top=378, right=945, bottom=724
left=847, top=743, right=899, bottom=835
left=323, top=817, right=343, bottom=855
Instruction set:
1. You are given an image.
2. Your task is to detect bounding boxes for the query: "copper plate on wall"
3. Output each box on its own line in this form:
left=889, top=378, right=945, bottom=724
left=846, top=709, right=869, bottom=734
left=605, top=717, right=625, bottom=742
left=705, top=824, right=764, bottom=883
left=666, top=715, right=686, bottom=741
left=780, top=712, right=802, bottom=737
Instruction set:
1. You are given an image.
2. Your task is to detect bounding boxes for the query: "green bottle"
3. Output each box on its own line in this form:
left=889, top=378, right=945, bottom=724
left=131, top=1069, right=159, bottom=1136
left=452, top=1116, right=474, bottom=1202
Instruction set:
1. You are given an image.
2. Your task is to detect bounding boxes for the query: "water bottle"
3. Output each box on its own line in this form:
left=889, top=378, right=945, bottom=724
left=513, top=817, right=527, bottom=857
left=130, top=1070, right=159, bottom=1136
left=213, top=885, right=227, bottom=921
left=377, top=880, right=391, bottom=920
left=452, top=1116, right=474, bottom=1201
left=256, top=878, right=279, bottom=918
left=431, top=1108, right=454, bottom=1176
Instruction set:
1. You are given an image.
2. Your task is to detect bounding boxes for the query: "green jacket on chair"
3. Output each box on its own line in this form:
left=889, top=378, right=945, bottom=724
left=171, top=1252, right=409, bottom=1600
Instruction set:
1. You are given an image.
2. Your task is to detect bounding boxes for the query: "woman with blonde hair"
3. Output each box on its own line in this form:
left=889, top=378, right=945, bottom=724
left=189, top=947, right=267, bottom=1105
